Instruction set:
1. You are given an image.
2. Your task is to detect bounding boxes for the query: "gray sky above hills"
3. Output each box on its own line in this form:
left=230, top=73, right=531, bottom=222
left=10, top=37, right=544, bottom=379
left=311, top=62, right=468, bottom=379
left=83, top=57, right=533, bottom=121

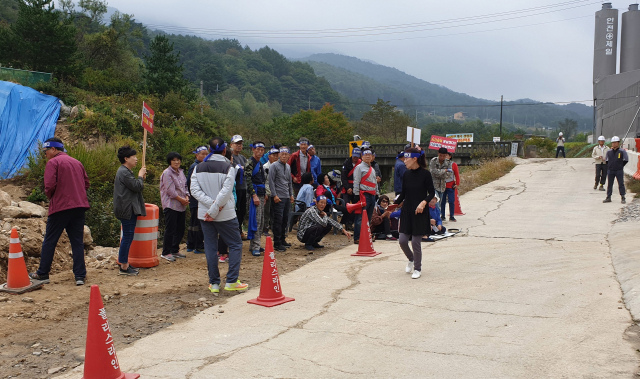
left=103, top=0, right=606, bottom=104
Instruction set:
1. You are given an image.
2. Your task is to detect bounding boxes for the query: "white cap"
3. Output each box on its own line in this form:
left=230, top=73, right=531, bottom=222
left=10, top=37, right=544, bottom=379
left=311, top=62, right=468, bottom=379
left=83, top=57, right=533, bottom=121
left=598, top=136, right=606, bottom=141
left=231, top=135, right=243, bottom=143
left=611, top=136, right=621, bottom=142
left=559, top=132, right=563, bottom=136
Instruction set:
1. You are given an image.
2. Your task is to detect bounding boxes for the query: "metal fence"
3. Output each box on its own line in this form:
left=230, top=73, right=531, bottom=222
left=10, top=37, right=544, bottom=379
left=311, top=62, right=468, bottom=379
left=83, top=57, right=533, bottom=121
left=0, top=66, right=52, bottom=85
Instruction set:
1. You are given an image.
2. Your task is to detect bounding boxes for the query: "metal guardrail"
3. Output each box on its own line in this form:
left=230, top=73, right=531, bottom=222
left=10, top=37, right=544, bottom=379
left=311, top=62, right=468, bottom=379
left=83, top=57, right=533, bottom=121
left=313, top=141, right=520, bottom=159
left=0, top=66, right=52, bottom=84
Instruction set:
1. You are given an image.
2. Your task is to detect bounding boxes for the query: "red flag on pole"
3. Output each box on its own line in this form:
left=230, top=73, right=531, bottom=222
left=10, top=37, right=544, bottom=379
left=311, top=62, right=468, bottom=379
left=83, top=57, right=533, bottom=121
left=141, top=102, right=154, bottom=134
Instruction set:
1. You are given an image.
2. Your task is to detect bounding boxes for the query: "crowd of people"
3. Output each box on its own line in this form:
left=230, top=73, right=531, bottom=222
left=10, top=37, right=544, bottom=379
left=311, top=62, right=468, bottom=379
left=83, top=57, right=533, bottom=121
left=591, top=134, right=628, bottom=204
left=27, top=136, right=464, bottom=289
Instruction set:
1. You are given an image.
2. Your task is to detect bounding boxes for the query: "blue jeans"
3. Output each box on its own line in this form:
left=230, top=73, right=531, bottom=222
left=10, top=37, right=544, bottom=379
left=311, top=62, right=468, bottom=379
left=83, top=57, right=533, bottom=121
left=201, top=218, right=243, bottom=285
left=354, top=193, right=376, bottom=241
left=440, top=187, right=455, bottom=219
left=118, top=212, right=137, bottom=264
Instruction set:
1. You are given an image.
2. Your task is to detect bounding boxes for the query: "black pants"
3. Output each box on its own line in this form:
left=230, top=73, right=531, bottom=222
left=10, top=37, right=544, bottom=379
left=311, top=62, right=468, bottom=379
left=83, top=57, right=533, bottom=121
left=271, top=197, right=291, bottom=246
left=595, top=163, right=607, bottom=186
left=341, top=193, right=354, bottom=226
left=235, top=188, right=247, bottom=234
left=186, top=206, right=204, bottom=251
left=162, top=208, right=186, bottom=256
left=556, top=146, right=565, bottom=158
left=607, top=169, right=626, bottom=197
left=263, top=196, right=272, bottom=234
left=300, top=224, right=332, bottom=245
left=373, top=217, right=391, bottom=236
left=36, top=207, right=86, bottom=278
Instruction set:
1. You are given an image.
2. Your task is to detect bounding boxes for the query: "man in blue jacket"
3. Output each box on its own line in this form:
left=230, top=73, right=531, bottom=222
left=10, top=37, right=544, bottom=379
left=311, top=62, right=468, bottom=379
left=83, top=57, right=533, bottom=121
left=394, top=151, right=407, bottom=196
left=603, top=136, right=628, bottom=204
left=308, top=145, right=322, bottom=185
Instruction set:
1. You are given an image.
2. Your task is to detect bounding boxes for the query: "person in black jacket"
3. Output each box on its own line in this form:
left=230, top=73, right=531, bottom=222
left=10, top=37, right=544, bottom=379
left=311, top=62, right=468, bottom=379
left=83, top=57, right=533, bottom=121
left=394, top=148, right=435, bottom=280
left=603, top=136, right=628, bottom=204
left=340, top=147, right=362, bottom=230
left=186, top=146, right=208, bottom=254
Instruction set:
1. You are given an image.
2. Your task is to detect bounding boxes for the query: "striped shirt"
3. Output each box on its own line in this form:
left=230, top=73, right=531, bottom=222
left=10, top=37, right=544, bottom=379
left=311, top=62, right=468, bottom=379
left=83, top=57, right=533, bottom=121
left=160, top=166, right=188, bottom=212
left=297, top=206, right=342, bottom=241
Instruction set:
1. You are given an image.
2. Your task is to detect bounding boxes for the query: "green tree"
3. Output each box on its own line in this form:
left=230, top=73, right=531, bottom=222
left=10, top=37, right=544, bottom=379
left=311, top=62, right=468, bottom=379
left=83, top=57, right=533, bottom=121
left=0, top=0, right=78, bottom=77
left=359, top=99, right=412, bottom=143
left=558, top=118, right=578, bottom=140
left=143, top=34, right=189, bottom=96
left=289, top=104, right=352, bottom=145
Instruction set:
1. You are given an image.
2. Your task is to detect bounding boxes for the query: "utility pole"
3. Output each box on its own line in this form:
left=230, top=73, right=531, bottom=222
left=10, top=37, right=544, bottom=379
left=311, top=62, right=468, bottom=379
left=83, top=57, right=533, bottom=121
left=200, top=81, right=204, bottom=115
left=499, top=95, right=503, bottom=140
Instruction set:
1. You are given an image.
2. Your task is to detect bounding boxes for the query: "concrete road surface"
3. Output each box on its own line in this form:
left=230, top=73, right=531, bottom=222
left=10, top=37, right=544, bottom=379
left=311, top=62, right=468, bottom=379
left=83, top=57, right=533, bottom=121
left=59, top=158, right=640, bottom=378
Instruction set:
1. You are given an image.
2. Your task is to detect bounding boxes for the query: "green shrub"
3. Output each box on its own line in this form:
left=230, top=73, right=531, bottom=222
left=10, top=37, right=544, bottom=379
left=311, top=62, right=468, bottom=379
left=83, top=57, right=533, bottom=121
left=27, top=187, right=47, bottom=203
left=524, top=136, right=556, bottom=157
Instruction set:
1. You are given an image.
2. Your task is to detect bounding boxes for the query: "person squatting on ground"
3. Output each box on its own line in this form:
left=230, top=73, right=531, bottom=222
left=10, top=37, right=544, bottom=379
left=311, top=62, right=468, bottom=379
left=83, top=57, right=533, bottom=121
left=112, top=145, right=146, bottom=276
left=230, top=135, right=248, bottom=239
left=159, top=152, right=189, bottom=262
left=262, top=146, right=280, bottom=236
left=308, top=145, right=322, bottom=185
left=296, top=172, right=316, bottom=211
left=268, top=146, right=295, bottom=252
left=190, top=137, right=248, bottom=293
left=245, top=141, right=267, bottom=257
left=603, top=136, right=628, bottom=204
left=353, top=148, right=379, bottom=244
left=340, top=147, right=362, bottom=230
left=425, top=195, right=447, bottom=242
left=297, top=196, right=351, bottom=251
left=592, top=136, right=610, bottom=191
left=370, top=195, right=397, bottom=241
left=556, top=132, right=566, bottom=158
left=288, top=137, right=312, bottom=195
left=29, top=138, right=90, bottom=286
left=186, top=146, right=208, bottom=254
left=429, top=147, right=454, bottom=212
left=394, top=148, right=435, bottom=279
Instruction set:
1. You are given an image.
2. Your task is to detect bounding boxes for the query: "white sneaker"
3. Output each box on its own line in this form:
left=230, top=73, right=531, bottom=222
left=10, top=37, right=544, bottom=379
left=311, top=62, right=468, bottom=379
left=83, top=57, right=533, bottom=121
left=405, top=261, right=414, bottom=273
left=412, top=270, right=421, bottom=279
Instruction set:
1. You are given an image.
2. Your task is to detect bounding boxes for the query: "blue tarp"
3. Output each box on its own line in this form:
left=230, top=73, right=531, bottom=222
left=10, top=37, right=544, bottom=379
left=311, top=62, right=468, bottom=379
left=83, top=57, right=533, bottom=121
left=0, top=81, right=60, bottom=179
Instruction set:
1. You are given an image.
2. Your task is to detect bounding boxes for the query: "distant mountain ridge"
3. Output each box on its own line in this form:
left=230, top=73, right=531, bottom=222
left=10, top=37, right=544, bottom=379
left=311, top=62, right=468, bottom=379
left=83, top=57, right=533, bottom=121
left=300, top=53, right=592, bottom=129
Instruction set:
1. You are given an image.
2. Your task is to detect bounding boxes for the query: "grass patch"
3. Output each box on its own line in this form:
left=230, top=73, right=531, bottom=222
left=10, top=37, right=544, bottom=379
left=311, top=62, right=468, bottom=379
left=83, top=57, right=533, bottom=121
left=458, top=158, right=517, bottom=196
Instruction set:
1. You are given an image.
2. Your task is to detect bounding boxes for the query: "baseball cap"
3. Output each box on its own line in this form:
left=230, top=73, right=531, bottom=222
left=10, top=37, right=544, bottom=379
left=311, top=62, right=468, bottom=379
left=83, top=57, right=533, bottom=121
left=231, top=135, right=243, bottom=143
left=352, top=147, right=362, bottom=157
left=192, top=146, right=208, bottom=154
left=438, top=147, right=448, bottom=154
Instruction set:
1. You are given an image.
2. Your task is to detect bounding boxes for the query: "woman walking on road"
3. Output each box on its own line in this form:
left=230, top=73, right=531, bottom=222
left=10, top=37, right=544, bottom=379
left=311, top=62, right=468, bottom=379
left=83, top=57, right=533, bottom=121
left=394, top=148, right=435, bottom=279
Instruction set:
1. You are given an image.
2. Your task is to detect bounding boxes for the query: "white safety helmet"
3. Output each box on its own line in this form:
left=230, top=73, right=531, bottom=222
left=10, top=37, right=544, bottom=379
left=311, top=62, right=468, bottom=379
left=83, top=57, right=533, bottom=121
left=559, top=132, right=563, bottom=136
left=598, top=136, right=606, bottom=141
left=611, top=136, right=621, bottom=142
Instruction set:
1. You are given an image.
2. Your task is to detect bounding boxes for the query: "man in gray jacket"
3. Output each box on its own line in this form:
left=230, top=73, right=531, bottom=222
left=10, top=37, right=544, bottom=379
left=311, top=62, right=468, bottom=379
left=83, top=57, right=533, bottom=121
left=268, top=147, right=295, bottom=252
left=429, top=147, right=454, bottom=211
left=190, top=137, right=248, bottom=293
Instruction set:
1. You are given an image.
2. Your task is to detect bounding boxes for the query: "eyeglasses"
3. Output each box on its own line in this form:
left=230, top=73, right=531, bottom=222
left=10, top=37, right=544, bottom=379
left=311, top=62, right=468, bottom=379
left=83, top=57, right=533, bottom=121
left=381, top=200, right=389, bottom=203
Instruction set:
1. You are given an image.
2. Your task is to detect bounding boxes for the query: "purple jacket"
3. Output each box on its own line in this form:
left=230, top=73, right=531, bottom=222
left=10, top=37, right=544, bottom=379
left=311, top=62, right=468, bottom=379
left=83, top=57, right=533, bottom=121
left=44, top=152, right=90, bottom=215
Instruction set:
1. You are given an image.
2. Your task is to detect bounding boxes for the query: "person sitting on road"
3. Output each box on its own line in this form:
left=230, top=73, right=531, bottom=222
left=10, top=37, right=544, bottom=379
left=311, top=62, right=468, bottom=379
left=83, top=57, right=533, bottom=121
left=159, top=152, right=189, bottom=262
left=371, top=195, right=397, bottom=241
left=296, top=172, right=316, bottom=211
left=297, top=196, right=351, bottom=251
left=424, top=195, right=447, bottom=242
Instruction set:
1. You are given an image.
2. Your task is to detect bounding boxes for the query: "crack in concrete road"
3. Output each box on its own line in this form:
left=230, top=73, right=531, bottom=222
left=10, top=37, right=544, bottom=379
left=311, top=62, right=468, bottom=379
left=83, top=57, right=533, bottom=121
left=340, top=297, right=558, bottom=319
left=180, top=255, right=391, bottom=378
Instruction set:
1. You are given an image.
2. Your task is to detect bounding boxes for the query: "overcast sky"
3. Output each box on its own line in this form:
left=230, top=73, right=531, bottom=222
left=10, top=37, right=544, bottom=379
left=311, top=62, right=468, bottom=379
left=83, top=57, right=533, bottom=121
left=101, top=0, right=612, bottom=104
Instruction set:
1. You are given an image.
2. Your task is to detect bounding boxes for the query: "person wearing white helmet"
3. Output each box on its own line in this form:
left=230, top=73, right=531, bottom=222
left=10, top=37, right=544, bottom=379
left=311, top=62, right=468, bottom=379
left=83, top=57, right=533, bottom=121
left=603, top=136, right=628, bottom=204
left=555, top=132, right=565, bottom=158
left=591, top=136, right=610, bottom=191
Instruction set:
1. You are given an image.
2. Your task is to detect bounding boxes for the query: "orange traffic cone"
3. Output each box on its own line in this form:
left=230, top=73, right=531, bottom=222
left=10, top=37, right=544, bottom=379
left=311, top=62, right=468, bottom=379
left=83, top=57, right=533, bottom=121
left=82, top=285, right=139, bottom=379
left=247, top=237, right=295, bottom=307
left=454, top=188, right=465, bottom=216
left=352, top=209, right=380, bottom=257
left=0, top=228, right=44, bottom=294
left=633, top=158, right=640, bottom=180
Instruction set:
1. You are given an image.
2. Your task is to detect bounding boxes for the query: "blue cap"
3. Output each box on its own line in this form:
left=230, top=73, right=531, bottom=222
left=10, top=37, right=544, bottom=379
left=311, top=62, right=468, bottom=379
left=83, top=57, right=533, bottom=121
left=192, top=146, right=208, bottom=154
left=352, top=147, right=362, bottom=157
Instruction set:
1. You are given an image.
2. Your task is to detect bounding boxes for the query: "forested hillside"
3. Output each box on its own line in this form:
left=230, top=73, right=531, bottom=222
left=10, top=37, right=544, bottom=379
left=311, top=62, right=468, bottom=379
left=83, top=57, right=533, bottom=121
left=302, top=53, right=593, bottom=130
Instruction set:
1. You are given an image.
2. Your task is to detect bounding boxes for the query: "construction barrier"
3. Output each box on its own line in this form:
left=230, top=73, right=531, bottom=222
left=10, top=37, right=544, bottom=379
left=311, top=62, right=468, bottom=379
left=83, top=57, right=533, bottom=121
left=121, top=204, right=159, bottom=268
left=0, top=228, right=44, bottom=294
left=82, top=285, right=139, bottom=379
left=248, top=236, right=295, bottom=307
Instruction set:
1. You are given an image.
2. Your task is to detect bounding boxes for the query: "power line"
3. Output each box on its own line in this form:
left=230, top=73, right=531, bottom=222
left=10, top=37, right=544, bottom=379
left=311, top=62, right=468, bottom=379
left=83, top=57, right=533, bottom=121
left=144, top=1, right=598, bottom=40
